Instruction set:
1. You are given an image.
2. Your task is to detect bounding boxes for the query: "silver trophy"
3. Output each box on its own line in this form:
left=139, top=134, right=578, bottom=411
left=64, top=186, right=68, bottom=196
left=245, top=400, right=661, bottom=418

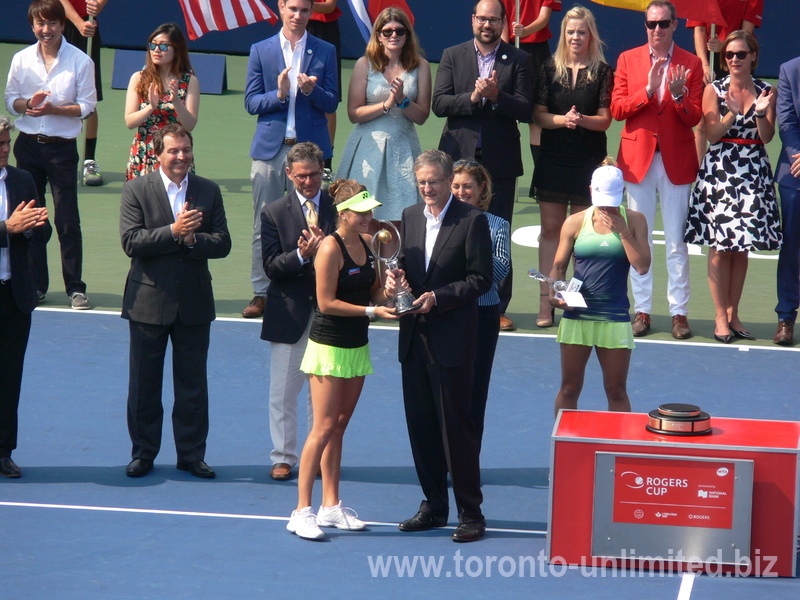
left=528, top=269, right=569, bottom=291
left=371, top=220, right=419, bottom=315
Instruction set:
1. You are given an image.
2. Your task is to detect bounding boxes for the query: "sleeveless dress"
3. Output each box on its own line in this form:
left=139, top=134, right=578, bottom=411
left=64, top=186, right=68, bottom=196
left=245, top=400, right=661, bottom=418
left=300, top=233, right=376, bottom=378
left=337, top=66, right=422, bottom=220
left=557, top=207, right=635, bottom=349
left=685, top=76, right=782, bottom=251
left=125, top=72, right=195, bottom=180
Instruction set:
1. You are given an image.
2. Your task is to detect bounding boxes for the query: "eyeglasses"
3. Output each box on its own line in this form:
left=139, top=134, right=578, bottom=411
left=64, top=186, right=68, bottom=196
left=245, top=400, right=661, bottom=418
left=380, top=27, right=407, bottom=38
left=724, top=50, right=751, bottom=60
left=148, top=42, right=173, bottom=52
left=645, top=19, right=673, bottom=30
left=416, top=178, right=445, bottom=188
left=474, top=15, right=502, bottom=26
left=292, top=171, right=323, bottom=182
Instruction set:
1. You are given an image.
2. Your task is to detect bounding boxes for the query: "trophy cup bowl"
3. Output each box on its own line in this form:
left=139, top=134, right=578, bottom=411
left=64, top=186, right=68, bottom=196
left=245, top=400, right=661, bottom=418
left=371, top=220, right=419, bottom=315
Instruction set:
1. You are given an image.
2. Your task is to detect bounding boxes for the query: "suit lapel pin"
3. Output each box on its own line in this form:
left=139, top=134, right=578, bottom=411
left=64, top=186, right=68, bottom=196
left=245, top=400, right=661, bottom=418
left=501, top=54, right=507, bottom=60
left=307, top=49, right=312, bottom=55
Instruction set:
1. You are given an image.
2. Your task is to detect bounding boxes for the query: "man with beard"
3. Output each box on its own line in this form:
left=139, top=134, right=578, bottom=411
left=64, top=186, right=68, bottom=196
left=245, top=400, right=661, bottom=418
left=432, top=0, right=534, bottom=331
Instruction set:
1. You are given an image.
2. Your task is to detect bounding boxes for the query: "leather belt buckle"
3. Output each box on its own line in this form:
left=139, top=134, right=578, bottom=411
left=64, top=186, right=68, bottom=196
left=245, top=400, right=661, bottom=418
left=283, top=137, right=297, bottom=146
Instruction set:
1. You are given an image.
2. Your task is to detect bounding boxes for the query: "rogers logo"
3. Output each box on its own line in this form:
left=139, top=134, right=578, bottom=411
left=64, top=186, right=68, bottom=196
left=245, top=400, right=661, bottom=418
left=620, top=471, right=645, bottom=489
left=717, top=467, right=729, bottom=477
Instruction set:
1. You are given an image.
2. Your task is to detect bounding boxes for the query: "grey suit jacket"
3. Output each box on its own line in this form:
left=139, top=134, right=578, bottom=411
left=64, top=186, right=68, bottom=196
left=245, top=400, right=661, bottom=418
left=120, top=171, right=231, bottom=326
left=432, top=39, right=534, bottom=179
left=0, top=166, right=51, bottom=314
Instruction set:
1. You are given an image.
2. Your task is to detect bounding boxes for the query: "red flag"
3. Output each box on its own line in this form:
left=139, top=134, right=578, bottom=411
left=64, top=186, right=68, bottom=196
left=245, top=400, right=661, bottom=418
left=178, top=0, right=278, bottom=40
left=591, top=0, right=727, bottom=28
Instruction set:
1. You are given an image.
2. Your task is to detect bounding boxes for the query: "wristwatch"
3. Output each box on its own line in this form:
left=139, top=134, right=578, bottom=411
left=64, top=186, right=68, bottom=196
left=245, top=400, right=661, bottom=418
left=396, top=97, right=411, bottom=109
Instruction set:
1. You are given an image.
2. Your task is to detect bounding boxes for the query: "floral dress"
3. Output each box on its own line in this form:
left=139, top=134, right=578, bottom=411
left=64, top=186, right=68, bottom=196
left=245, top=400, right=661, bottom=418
left=685, top=76, right=782, bottom=251
left=125, top=72, right=195, bottom=180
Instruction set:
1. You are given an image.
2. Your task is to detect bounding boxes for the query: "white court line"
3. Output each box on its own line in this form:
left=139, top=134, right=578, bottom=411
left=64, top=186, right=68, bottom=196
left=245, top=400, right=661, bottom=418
left=677, top=572, right=696, bottom=600
left=0, top=501, right=545, bottom=535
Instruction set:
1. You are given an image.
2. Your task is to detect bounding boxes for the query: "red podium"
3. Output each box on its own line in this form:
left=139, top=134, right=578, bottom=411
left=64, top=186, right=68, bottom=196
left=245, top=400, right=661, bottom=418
left=548, top=410, right=800, bottom=577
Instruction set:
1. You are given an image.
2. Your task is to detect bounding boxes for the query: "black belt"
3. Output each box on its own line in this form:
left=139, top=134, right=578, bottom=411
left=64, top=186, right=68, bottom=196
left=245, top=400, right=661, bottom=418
left=20, top=131, right=73, bottom=144
left=283, top=137, right=298, bottom=146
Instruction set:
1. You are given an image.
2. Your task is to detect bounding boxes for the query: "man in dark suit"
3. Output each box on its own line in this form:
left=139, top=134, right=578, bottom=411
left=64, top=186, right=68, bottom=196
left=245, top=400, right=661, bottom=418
left=242, top=0, right=338, bottom=318
left=260, top=142, right=335, bottom=480
left=120, top=124, right=231, bottom=479
left=386, top=150, right=493, bottom=543
left=0, top=117, right=50, bottom=478
left=432, top=0, right=534, bottom=331
left=774, top=55, right=800, bottom=345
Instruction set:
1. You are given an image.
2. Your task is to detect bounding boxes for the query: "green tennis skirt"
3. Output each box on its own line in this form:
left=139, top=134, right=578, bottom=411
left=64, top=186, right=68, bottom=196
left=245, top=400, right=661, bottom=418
left=556, top=318, right=635, bottom=350
left=300, top=339, right=374, bottom=378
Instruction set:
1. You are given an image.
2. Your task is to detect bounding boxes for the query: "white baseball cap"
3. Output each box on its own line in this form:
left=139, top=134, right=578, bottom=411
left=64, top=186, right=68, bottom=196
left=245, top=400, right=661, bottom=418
left=591, top=165, right=625, bottom=207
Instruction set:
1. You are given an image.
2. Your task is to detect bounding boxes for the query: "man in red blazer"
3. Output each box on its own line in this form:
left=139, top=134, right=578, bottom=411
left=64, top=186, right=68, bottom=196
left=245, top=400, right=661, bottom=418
left=611, top=0, right=703, bottom=339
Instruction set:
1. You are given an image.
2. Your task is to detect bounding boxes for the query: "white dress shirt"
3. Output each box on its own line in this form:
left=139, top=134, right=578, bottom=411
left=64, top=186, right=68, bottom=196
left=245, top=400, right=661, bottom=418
left=279, top=30, right=308, bottom=139
left=423, top=195, right=453, bottom=272
left=4, top=38, right=96, bottom=139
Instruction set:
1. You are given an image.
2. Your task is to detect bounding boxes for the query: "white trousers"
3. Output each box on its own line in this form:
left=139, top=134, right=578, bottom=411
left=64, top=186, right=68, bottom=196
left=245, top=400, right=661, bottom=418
left=625, top=153, right=691, bottom=316
left=251, top=151, right=291, bottom=296
left=268, top=315, right=313, bottom=466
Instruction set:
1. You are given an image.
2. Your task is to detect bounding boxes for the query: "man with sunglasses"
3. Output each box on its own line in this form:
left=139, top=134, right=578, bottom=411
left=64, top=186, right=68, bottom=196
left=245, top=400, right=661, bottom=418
left=610, top=0, right=703, bottom=340
left=432, top=0, right=534, bottom=332
left=243, top=0, right=338, bottom=320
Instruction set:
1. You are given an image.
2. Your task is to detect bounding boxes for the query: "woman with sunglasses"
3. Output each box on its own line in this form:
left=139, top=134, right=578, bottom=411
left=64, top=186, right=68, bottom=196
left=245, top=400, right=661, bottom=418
left=451, top=160, right=509, bottom=450
left=337, top=7, right=430, bottom=222
left=287, top=180, right=396, bottom=540
left=685, top=30, right=780, bottom=343
left=531, top=5, right=613, bottom=328
left=124, top=23, right=199, bottom=180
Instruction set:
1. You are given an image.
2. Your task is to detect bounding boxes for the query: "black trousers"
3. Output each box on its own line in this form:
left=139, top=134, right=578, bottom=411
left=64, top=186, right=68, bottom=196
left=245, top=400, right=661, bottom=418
left=0, top=283, right=32, bottom=457
left=401, top=321, right=483, bottom=523
left=14, top=134, right=85, bottom=296
left=127, top=320, right=211, bottom=462
left=472, top=304, right=501, bottom=449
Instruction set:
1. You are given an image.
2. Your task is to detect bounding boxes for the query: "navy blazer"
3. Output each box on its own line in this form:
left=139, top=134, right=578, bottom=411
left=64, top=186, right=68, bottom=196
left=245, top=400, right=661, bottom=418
left=260, top=191, right=336, bottom=344
left=432, top=39, right=534, bottom=179
left=245, top=33, right=339, bottom=161
left=0, top=166, right=51, bottom=314
left=120, top=171, right=231, bottom=327
left=397, top=197, right=493, bottom=368
left=777, top=56, right=800, bottom=191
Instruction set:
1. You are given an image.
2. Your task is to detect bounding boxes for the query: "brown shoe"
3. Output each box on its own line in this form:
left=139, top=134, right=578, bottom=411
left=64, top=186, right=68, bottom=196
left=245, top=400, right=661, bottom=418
left=773, top=321, right=794, bottom=346
left=671, top=315, right=692, bottom=339
left=631, top=312, right=650, bottom=337
left=242, top=296, right=265, bottom=318
left=270, top=462, right=292, bottom=480
left=499, top=315, right=516, bottom=331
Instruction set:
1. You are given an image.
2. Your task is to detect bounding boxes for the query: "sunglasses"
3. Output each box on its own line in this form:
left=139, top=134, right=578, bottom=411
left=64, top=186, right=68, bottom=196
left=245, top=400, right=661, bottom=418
left=148, top=42, right=173, bottom=52
left=454, top=159, right=480, bottom=168
left=724, top=50, right=751, bottom=60
left=645, top=19, right=673, bottom=30
left=380, top=27, right=407, bottom=38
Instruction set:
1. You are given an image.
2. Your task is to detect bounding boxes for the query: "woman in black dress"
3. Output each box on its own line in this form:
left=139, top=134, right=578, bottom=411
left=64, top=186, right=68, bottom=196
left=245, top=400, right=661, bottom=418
left=532, top=5, right=613, bottom=327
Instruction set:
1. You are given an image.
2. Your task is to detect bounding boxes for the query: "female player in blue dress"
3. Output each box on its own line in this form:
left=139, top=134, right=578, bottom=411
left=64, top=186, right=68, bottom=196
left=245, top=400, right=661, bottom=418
left=549, top=160, right=650, bottom=416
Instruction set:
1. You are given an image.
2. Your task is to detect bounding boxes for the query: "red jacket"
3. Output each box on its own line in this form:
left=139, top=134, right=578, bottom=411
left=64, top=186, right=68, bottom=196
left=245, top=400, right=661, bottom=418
left=611, top=43, right=703, bottom=185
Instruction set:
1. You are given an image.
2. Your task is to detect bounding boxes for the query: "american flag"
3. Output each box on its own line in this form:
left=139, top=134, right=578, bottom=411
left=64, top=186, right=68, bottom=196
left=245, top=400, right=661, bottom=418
left=178, top=0, right=278, bottom=40
left=346, top=0, right=415, bottom=43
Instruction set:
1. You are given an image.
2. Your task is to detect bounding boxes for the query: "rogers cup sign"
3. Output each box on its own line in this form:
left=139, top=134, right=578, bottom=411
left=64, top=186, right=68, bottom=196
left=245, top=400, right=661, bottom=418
left=612, top=456, right=736, bottom=529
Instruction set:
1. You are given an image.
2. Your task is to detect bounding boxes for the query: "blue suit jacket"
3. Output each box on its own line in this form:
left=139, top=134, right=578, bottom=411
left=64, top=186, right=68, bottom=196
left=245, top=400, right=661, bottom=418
left=245, top=33, right=338, bottom=161
left=777, top=56, right=800, bottom=191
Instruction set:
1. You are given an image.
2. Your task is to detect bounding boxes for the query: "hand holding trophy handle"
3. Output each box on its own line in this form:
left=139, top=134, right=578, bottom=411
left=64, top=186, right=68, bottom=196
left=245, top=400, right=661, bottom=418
left=528, top=268, right=569, bottom=291
left=372, top=220, right=420, bottom=315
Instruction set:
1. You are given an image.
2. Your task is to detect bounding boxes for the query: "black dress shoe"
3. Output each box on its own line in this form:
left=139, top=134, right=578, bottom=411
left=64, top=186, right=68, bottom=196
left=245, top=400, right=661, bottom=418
left=177, top=460, right=216, bottom=479
left=0, top=457, right=21, bottom=478
left=398, top=511, right=447, bottom=532
left=452, top=520, right=486, bottom=543
left=125, top=458, right=154, bottom=478
left=714, top=333, right=733, bottom=344
left=730, top=325, right=755, bottom=340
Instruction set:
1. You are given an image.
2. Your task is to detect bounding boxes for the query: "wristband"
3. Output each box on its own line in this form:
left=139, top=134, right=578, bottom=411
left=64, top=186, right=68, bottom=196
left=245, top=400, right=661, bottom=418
left=365, top=306, right=376, bottom=318
left=396, top=97, right=410, bottom=109
left=26, top=98, right=32, bottom=109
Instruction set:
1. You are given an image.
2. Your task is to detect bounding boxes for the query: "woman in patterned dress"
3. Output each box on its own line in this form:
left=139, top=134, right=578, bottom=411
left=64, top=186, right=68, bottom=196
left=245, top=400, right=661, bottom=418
left=685, top=30, right=780, bottom=343
left=124, top=23, right=199, bottom=179
left=337, top=7, right=431, bottom=222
